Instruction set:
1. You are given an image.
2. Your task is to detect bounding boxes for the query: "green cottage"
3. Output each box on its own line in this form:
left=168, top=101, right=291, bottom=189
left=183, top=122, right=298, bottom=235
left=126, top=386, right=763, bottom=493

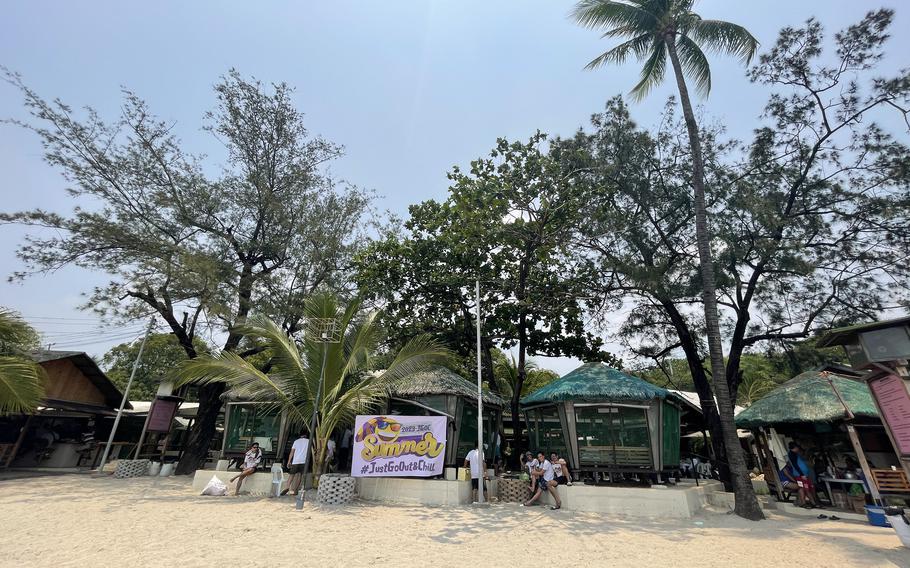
left=520, top=362, right=682, bottom=477
left=383, top=366, right=505, bottom=467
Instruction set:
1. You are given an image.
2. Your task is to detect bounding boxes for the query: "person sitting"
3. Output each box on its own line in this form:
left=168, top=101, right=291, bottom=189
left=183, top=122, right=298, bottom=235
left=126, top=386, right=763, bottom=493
left=522, top=452, right=562, bottom=510
left=550, top=452, right=572, bottom=486
left=230, top=442, right=262, bottom=496
left=522, top=451, right=539, bottom=493
left=788, top=442, right=819, bottom=507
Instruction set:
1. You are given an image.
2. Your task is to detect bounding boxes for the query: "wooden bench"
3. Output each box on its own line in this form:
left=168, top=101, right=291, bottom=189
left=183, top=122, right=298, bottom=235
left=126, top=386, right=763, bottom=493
left=872, top=469, right=910, bottom=500
left=579, top=445, right=652, bottom=468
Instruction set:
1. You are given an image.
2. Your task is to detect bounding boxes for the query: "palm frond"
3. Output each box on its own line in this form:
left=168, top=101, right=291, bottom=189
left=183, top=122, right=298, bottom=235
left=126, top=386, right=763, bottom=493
left=374, top=335, right=451, bottom=387
left=629, top=38, right=667, bottom=101
left=0, top=356, right=46, bottom=414
left=572, top=0, right=660, bottom=33
left=0, top=308, right=40, bottom=353
left=585, top=33, right=654, bottom=70
left=172, top=352, right=307, bottom=423
left=675, top=34, right=712, bottom=97
left=688, top=18, right=759, bottom=64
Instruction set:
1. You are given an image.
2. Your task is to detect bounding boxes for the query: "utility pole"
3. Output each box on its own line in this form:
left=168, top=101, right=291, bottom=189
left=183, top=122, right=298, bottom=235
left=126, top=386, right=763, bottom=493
left=97, top=318, right=154, bottom=472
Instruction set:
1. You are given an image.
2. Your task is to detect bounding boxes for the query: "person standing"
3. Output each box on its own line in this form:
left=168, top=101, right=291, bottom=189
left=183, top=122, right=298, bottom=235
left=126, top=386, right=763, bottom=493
left=464, top=446, right=488, bottom=502
left=282, top=431, right=310, bottom=496
left=523, top=451, right=561, bottom=510
left=338, top=427, right=353, bottom=472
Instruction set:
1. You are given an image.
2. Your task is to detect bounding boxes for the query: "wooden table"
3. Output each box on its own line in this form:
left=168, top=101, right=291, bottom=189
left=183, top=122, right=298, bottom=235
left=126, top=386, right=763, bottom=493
left=819, top=476, right=868, bottom=506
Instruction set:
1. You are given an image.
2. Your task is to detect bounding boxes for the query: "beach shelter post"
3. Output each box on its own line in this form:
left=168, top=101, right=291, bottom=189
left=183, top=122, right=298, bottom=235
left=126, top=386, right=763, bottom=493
left=474, top=279, right=485, bottom=504
left=98, top=318, right=154, bottom=471
left=845, top=424, right=882, bottom=504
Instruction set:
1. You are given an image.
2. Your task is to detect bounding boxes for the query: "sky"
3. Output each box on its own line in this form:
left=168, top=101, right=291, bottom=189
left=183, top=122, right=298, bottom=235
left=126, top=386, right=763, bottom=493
left=1, top=0, right=907, bottom=374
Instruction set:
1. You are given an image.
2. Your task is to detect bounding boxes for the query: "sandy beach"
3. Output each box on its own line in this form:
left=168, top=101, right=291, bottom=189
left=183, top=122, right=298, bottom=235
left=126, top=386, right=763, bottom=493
left=0, top=473, right=906, bottom=568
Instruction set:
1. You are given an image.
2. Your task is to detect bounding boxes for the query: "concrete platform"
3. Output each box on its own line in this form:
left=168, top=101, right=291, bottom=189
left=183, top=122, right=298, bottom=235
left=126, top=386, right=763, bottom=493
left=525, top=480, right=722, bottom=518
left=192, top=469, right=292, bottom=496
left=356, top=477, right=494, bottom=506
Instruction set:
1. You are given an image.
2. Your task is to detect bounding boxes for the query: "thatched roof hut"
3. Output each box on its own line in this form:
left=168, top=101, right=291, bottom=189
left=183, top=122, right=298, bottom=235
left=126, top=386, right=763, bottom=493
left=387, top=367, right=505, bottom=407
left=521, top=362, right=669, bottom=405
left=735, top=371, right=879, bottom=429
left=520, top=362, right=682, bottom=473
left=383, top=366, right=504, bottom=465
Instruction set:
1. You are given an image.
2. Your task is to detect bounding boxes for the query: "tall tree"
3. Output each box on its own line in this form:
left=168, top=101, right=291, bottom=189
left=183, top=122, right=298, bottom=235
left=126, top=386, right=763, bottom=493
left=572, top=8, right=910, bottom=519
left=2, top=69, right=372, bottom=473
left=356, top=133, right=618, bottom=464
left=573, top=0, right=760, bottom=519
left=0, top=308, right=45, bottom=414
left=101, top=333, right=209, bottom=401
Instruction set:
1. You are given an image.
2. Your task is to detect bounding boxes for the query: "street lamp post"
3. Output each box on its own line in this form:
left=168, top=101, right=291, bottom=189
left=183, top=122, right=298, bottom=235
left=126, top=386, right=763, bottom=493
left=297, top=317, right=342, bottom=510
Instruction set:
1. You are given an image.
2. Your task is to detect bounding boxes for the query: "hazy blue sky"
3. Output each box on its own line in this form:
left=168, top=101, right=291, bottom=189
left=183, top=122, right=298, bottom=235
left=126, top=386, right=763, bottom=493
left=1, top=1, right=906, bottom=373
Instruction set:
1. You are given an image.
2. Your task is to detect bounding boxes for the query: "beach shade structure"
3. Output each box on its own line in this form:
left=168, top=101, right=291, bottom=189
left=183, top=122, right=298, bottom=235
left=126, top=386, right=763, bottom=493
left=383, top=366, right=506, bottom=466
left=520, top=362, right=683, bottom=476
left=733, top=370, right=907, bottom=505
left=735, top=371, right=880, bottom=429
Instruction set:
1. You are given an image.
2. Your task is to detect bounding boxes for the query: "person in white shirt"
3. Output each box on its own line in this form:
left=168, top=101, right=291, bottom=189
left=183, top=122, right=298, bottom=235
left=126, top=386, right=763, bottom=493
left=550, top=452, right=573, bottom=486
left=230, top=442, right=262, bottom=496
left=522, top=451, right=562, bottom=509
left=522, top=451, right=539, bottom=493
left=464, top=447, right=488, bottom=502
left=281, top=431, right=310, bottom=496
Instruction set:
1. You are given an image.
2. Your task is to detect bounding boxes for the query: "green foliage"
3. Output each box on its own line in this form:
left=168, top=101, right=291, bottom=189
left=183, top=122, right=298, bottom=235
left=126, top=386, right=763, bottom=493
left=101, top=333, right=208, bottom=401
left=492, top=349, right=560, bottom=400
left=173, top=293, right=449, bottom=480
left=636, top=338, right=851, bottom=406
left=0, top=308, right=45, bottom=414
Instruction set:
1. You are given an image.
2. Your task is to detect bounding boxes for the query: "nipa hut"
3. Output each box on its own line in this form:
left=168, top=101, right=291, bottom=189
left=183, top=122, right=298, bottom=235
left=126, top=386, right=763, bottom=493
left=520, top=362, right=682, bottom=476
left=735, top=370, right=906, bottom=505
left=383, top=367, right=505, bottom=466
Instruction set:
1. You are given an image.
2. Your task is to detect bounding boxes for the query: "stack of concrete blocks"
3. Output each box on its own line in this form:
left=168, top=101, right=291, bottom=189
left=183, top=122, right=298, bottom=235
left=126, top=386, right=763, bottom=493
left=317, top=473, right=356, bottom=505
left=497, top=477, right=531, bottom=503
left=113, top=459, right=150, bottom=478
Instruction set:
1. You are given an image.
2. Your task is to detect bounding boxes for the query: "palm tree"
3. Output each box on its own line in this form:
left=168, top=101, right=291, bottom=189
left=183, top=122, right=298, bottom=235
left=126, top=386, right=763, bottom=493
left=494, top=353, right=559, bottom=400
left=0, top=308, right=45, bottom=414
left=174, top=293, right=449, bottom=482
left=572, top=0, right=763, bottom=519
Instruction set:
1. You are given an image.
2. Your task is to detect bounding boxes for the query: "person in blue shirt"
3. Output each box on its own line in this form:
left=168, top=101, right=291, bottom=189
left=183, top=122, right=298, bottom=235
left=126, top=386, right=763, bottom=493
left=780, top=442, right=818, bottom=508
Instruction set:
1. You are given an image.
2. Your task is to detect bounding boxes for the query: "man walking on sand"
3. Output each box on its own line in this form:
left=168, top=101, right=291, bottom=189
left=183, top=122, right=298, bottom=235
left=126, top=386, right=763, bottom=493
left=464, top=446, right=488, bottom=502
left=522, top=451, right=561, bottom=510
left=281, top=431, right=310, bottom=496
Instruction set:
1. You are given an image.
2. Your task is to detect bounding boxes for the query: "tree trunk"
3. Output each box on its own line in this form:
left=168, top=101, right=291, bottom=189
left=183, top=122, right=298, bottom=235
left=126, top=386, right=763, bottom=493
left=175, top=382, right=225, bottom=474
left=176, top=263, right=256, bottom=475
left=666, top=36, right=763, bottom=520
left=659, top=298, right=731, bottom=488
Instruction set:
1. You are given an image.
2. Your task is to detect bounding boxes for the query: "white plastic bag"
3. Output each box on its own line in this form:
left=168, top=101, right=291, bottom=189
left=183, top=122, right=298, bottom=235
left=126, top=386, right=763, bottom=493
left=201, top=474, right=228, bottom=496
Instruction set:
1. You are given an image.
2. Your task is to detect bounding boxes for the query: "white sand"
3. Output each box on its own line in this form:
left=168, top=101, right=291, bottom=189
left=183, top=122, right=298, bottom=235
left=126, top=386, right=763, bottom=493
left=0, top=474, right=907, bottom=567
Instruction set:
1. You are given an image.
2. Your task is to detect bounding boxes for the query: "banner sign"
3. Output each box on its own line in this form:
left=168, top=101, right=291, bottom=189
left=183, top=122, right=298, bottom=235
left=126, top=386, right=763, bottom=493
left=870, top=374, right=910, bottom=456
left=351, top=415, right=447, bottom=477
left=146, top=396, right=181, bottom=433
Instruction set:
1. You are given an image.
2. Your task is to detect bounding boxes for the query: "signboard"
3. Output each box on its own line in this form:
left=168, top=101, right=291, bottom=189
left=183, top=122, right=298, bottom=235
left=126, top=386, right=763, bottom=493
left=351, top=415, right=447, bottom=477
left=146, top=396, right=181, bottom=433
left=869, top=374, right=910, bottom=456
